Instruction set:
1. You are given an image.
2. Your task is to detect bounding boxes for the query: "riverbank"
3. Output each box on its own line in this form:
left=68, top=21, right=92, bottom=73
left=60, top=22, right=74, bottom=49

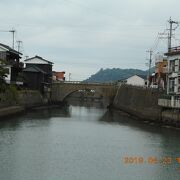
left=112, top=84, right=180, bottom=128
left=0, top=89, right=67, bottom=118
left=113, top=85, right=162, bottom=121
left=0, top=106, right=25, bottom=118
left=0, top=90, right=46, bottom=118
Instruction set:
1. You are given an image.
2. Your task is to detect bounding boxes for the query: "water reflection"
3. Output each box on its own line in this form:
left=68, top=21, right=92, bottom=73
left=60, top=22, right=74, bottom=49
left=66, top=98, right=106, bottom=108
left=0, top=101, right=180, bottom=180
left=99, top=109, right=180, bottom=178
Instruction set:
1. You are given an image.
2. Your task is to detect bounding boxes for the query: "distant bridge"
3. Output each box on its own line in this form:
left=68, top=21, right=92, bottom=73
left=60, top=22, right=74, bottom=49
left=51, top=81, right=118, bottom=102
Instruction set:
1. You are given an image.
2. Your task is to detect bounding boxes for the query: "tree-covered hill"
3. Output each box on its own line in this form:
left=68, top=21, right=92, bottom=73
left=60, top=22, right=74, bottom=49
left=84, top=68, right=153, bottom=83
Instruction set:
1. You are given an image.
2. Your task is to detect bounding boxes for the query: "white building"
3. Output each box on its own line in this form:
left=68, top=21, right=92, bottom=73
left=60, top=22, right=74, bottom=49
left=158, top=46, right=180, bottom=108
left=165, top=47, right=180, bottom=95
left=126, top=75, right=147, bottom=86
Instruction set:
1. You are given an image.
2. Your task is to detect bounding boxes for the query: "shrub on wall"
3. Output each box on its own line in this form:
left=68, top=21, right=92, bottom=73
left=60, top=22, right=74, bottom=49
left=0, top=85, right=18, bottom=106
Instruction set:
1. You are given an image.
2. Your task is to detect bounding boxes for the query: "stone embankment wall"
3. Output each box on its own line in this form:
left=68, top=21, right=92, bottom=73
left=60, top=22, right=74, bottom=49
left=113, top=85, right=162, bottom=122
left=161, top=109, right=180, bottom=127
left=0, top=90, right=44, bottom=118
left=18, top=90, right=44, bottom=108
left=0, top=90, right=44, bottom=108
left=0, top=106, right=25, bottom=118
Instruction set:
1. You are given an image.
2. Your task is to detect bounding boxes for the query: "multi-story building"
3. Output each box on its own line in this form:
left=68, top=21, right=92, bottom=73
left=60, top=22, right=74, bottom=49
left=158, top=46, right=180, bottom=108
left=165, top=47, right=180, bottom=95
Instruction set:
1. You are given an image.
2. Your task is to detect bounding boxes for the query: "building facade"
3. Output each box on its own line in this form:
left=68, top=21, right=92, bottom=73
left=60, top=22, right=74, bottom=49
left=165, top=47, right=180, bottom=95
left=158, top=46, right=180, bottom=108
left=52, top=71, right=65, bottom=81
left=23, top=56, right=53, bottom=91
left=154, top=54, right=168, bottom=90
left=126, top=75, right=147, bottom=86
left=0, top=43, right=22, bottom=84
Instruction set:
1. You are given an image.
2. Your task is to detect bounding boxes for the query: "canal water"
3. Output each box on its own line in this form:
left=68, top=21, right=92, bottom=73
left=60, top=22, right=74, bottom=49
left=0, top=101, right=180, bottom=180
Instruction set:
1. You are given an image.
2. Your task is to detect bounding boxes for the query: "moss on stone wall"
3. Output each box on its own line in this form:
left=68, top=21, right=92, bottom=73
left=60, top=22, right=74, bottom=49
left=0, top=85, right=18, bottom=107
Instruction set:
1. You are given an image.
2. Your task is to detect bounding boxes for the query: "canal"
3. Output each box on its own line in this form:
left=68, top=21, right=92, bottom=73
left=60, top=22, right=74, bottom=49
left=0, top=101, right=180, bottom=180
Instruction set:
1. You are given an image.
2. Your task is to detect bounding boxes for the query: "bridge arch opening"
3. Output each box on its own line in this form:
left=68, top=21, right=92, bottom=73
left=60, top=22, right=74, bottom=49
left=63, top=88, right=103, bottom=101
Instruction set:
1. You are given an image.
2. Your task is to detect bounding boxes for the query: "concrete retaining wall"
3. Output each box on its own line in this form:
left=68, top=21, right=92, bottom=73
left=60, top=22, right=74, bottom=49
left=113, top=85, right=162, bottom=121
left=18, top=90, right=44, bottom=108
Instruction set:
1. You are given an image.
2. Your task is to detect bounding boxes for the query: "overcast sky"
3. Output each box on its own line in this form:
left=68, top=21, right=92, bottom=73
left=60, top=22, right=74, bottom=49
left=1, top=0, right=180, bottom=80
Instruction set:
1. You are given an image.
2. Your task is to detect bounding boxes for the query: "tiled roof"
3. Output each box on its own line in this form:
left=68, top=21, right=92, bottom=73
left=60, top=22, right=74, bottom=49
left=0, top=43, right=22, bottom=55
left=126, top=74, right=147, bottom=80
left=23, top=65, right=47, bottom=74
left=24, top=55, right=53, bottom=64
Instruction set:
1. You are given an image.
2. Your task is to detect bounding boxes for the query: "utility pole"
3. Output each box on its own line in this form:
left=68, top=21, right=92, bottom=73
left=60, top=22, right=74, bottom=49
left=167, top=17, right=179, bottom=52
left=147, top=50, right=153, bottom=87
left=9, top=28, right=16, bottom=49
left=17, top=40, right=22, bottom=53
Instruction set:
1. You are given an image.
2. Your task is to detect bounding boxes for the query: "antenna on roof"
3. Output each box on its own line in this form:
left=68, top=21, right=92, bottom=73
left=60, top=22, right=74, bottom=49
left=0, top=28, right=16, bottom=48
left=17, top=40, right=22, bottom=53
left=9, top=28, right=16, bottom=49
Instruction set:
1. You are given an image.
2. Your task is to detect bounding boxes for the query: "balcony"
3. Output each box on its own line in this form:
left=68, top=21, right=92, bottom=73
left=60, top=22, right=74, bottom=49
left=165, top=46, right=180, bottom=56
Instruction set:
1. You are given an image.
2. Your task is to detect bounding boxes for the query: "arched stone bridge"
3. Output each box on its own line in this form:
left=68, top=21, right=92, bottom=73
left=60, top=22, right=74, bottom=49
left=51, top=81, right=118, bottom=102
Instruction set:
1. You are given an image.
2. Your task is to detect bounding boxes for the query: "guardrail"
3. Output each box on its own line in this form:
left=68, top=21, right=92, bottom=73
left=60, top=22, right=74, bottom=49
left=169, top=46, right=180, bottom=53
left=158, top=98, right=180, bottom=108
left=53, top=81, right=116, bottom=85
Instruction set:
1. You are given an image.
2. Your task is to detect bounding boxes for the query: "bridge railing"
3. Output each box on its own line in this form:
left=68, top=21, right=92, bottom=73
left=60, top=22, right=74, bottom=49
left=53, top=81, right=117, bottom=86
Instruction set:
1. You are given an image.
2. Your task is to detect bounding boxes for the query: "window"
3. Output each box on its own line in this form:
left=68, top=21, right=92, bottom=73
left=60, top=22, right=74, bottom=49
left=169, top=78, right=175, bottom=92
left=178, top=86, right=180, bottom=93
left=0, top=52, right=6, bottom=61
left=170, top=60, right=175, bottom=72
left=5, top=68, right=9, bottom=75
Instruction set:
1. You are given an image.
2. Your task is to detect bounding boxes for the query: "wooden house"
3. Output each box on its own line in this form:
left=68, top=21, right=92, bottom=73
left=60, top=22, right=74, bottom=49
left=23, top=56, right=53, bottom=91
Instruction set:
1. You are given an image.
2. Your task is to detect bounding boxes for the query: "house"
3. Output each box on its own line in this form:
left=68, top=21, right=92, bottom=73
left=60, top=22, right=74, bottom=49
left=52, top=71, right=65, bottom=81
left=0, top=43, right=23, bottom=84
left=23, top=66, right=47, bottom=91
left=125, top=74, right=147, bottom=86
left=23, top=55, right=53, bottom=91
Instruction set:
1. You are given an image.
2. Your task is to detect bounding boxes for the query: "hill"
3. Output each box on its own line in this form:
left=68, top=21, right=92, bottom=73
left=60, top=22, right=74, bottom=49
left=84, top=68, right=154, bottom=83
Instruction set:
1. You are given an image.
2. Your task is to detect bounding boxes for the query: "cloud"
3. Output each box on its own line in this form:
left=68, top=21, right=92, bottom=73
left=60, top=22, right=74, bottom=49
left=1, top=0, right=180, bottom=80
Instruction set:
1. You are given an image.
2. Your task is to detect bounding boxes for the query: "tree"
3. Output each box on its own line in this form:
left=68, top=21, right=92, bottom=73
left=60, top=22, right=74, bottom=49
left=0, top=59, right=8, bottom=91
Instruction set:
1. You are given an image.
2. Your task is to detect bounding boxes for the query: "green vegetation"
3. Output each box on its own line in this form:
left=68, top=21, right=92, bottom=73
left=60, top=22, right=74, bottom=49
left=0, top=60, right=18, bottom=105
left=0, top=59, right=8, bottom=90
left=0, top=85, right=18, bottom=105
left=85, top=68, right=154, bottom=83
